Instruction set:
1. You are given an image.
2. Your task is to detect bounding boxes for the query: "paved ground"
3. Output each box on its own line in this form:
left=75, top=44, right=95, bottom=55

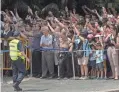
left=2, top=77, right=119, bottom=92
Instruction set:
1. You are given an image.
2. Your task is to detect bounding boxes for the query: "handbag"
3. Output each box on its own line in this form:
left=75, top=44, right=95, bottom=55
left=75, top=41, right=84, bottom=58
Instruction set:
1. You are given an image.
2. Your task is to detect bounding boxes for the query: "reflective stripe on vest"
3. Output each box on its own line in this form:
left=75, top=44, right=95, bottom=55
left=9, top=39, right=25, bottom=61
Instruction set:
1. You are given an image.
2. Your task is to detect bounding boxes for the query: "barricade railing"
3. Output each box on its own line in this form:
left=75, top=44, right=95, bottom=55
left=37, top=48, right=119, bottom=79
left=1, top=37, right=119, bottom=79
left=0, top=51, right=3, bottom=83
left=0, top=38, right=30, bottom=73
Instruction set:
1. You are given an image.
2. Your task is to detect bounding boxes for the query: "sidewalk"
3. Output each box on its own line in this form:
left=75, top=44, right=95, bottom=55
left=2, top=77, right=119, bottom=92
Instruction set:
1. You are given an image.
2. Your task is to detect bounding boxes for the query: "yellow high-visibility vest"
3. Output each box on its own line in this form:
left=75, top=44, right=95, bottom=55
left=9, top=39, right=25, bottom=61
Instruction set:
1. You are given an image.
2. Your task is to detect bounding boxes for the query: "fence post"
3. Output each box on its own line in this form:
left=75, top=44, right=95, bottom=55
left=58, top=55, right=60, bottom=78
left=30, top=49, right=32, bottom=77
left=0, top=53, right=3, bottom=83
left=71, top=52, right=75, bottom=79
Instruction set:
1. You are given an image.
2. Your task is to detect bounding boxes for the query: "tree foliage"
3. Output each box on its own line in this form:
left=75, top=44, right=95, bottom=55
left=1, top=0, right=118, bottom=18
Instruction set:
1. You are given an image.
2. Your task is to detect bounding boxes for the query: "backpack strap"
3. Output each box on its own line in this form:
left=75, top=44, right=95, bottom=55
left=84, top=40, right=89, bottom=56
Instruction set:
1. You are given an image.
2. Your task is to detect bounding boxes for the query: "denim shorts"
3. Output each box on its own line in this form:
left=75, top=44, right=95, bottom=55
left=96, top=62, right=104, bottom=71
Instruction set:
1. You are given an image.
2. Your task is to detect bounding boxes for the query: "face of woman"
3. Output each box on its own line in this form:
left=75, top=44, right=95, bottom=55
left=25, top=25, right=31, bottom=31
left=95, top=37, right=99, bottom=42
left=95, top=22, right=99, bottom=28
left=32, top=24, right=39, bottom=31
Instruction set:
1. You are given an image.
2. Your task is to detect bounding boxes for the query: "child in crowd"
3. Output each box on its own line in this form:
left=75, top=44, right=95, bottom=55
left=95, top=43, right=104, bottom=79
left=89, top=45, right=96, bottom=79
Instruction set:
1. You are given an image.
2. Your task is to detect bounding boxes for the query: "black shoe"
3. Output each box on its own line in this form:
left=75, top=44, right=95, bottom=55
left=40, top=76, right=47, bottom=79
left=49, top=74, right=55, bottom=79
left=13, top=82, right=21, bottom=91
left=13, top=82, right=19, bottom=88
left=36, top=74, right=41, bottom=78
left=49, top=76, right=53, bottom=79
left=57, top=76, right=64, bottom=80
left=32, top=74, right=38, bottom=77
left=14, top=86, right=22, bottom=91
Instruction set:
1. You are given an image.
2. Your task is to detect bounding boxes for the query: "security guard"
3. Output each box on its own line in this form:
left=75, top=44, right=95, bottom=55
left=9, top=31, right=30, bottom=91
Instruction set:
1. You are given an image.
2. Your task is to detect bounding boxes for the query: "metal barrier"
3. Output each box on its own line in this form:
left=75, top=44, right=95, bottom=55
left=0, top=38, right=30, bottom=72
left=0, top=53, right=3, bottom=83
left=1, top=37, right=119, bottom=79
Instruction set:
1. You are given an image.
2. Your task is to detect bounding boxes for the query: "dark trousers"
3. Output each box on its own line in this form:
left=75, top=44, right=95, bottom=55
left=59, top=52, right=72, bottom=78
left=74, top=52, right=80, bottom=76
left=32, top=50, right=42, bottom=76
left=12, top=57, right=26, bottom=83
left=42, top=51, right=54, bottom=77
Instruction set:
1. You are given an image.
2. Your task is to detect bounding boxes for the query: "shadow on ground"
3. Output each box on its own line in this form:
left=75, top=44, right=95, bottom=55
left=23, top=89, right=49, bottom=91
left=108, top=90, right=119, bottom=92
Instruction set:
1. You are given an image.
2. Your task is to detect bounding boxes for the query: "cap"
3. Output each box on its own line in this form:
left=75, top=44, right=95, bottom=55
left=95, top=34, right=101, bottom=38
left=13, top=31, right=20, bottom=37
left=87, top=34, right=93, bottom=39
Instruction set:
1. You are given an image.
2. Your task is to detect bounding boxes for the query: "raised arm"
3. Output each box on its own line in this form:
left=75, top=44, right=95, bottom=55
left=84, top=5, right=95, bottom=15
left=2, top=11, right=12, bottom=22
left=10, top=11, right=17, bottom=22
left=28, top=6, right=33, bottom=15
left=72, top=24, right=80, bottom=36
left=20, top=32, right=28, bottom=39
left=86, top=22, right=97, bottom=34
left=54, top=18, right=68, bottom=31
left=47, top=22, right=55, bottom=33
left=102, top=7, right=108, bottom=16
left=70, top=13, right=79, bottom=21
left=82, top=6, right=89, bottom=15
left=35, top=11, right=42, bottom=20
left=14, top=8, right=19, bottom=20
left=5, top=13, right=12, bottom=23
left=94, top=10, right=102, bottom=21
left=69, top=42, right=73, bottom=52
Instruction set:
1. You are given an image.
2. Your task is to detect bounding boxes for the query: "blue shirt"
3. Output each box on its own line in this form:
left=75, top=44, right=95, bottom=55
left=40, top=34, right=53, bottom=49
left=96, top=50, right=103, bottom=64
left=83, top=39, right=91, bottom=57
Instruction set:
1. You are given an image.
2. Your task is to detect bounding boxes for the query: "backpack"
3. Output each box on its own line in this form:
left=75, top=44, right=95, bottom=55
left=76, top=40, right=89, bottom=58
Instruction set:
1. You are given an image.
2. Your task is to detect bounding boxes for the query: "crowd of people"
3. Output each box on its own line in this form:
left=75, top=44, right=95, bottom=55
left=1, top=5, right=119, bottom=80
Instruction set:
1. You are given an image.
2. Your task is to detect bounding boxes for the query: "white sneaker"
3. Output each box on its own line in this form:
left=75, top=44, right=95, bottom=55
left=79, top=77, right=84, bottom=80
left=83, top=76, right=89, bottom=80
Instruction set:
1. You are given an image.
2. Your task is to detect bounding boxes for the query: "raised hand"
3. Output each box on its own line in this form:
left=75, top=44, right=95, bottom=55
left=54, top=17, right=59, bottom=22
left=10, top=11, right=15, bottom=16
left=28, top=6, right=33, bottom=15
left=35, top=11, right=38, bottom=15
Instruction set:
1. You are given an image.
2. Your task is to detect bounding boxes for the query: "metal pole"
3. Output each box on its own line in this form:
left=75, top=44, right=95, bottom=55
left=71, top=52, right=75, bottom=79
left=0, top=53, right=3, bottom=83
left=58, top=62, right=60, bottom=78
left=30, top=50, right=32, bottom=77
left=57, top=51, right=60, bottom=78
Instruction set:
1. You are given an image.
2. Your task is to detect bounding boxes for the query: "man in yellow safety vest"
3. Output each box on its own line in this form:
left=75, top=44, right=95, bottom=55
left=9, top=31, right=30, bottom=91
